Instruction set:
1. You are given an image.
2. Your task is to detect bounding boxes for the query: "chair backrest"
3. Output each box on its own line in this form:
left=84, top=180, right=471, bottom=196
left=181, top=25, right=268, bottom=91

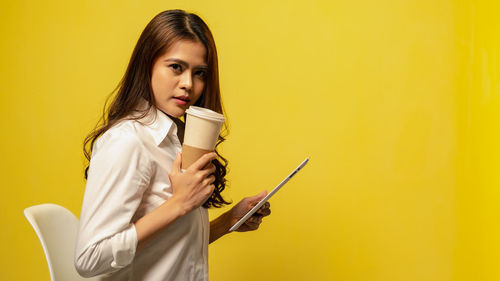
left=24, top=204, right=98, bottom=281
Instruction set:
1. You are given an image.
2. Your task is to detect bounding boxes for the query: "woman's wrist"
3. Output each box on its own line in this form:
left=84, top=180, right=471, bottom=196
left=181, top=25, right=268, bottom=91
left=209, top=211, right=232, bottom=244
left=167, top=195, right=192, bottom=218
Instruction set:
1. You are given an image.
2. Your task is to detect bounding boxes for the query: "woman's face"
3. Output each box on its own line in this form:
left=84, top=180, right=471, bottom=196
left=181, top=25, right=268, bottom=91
left=151, top=39, right=208, bottom=117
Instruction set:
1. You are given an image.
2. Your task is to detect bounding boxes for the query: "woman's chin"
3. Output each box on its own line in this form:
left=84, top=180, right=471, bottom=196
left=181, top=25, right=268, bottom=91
left=171, top=107, right=187, bottom=117
left=157, top=105, right=187, bottom=118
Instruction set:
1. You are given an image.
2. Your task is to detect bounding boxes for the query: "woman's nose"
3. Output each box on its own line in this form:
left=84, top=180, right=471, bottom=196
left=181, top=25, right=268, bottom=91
left=179, top=72, right=192, bottom=91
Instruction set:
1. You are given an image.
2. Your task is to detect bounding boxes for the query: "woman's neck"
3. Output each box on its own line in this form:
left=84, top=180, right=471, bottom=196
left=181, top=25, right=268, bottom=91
left=170, top=116, right=185, bottom=144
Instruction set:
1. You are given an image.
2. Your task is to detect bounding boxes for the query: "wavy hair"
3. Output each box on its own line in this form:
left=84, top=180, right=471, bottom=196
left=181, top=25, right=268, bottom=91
left=83, top=9, right=230, bottom=208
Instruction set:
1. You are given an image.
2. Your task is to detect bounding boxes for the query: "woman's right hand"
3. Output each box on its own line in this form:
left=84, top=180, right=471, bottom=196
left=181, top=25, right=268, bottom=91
left=168, top=152, right=217, bottom=215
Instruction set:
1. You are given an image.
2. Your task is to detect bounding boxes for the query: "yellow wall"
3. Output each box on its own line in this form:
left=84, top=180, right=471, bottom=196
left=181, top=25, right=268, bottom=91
left=455, top=1, right=500, bottom=281
left=1, top=1, right=498, bottom=280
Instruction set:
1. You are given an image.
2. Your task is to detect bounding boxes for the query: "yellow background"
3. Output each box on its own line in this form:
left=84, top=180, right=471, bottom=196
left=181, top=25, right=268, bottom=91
left=1, top=0, right=499, bottom=280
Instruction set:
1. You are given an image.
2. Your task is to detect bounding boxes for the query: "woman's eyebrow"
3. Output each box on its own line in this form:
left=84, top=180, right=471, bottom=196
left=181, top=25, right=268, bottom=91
left=164, top=58, right=208, bottom=69
left=164, top=58, right=188, bottom=66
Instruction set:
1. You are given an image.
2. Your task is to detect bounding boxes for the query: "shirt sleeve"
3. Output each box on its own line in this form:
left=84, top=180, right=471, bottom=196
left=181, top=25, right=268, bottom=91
left=74, top=130, right=151, bottom=278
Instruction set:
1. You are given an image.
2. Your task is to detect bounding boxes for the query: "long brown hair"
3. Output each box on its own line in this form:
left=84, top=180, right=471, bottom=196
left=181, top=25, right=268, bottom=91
left=83, top=10, right=230, bottom=208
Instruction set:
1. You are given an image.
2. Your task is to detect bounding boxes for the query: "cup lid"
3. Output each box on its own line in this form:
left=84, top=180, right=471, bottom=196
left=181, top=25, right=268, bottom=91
left=186, top=106, right=225, bottom=122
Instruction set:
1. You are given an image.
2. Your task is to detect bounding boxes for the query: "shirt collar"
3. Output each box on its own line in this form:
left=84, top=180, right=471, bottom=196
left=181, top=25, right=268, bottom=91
left=141, top=107, right=178, bottom=146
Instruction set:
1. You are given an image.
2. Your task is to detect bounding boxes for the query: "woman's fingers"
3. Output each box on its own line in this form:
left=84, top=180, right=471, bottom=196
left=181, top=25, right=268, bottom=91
left=256, top=203, right=271, bottom=216
left=245, top=191, right=267, bottom=206
left=248, top=215, right=263, bottom=223
left=202, top=175, right=216, bottom=186
left=169, top=153, right=218, bottom=211
left=171, top=153, right=182, bottom=175
left=189, top=152, right=217, bottom=171
left=204, top=184, right=215, bottom=199
left=244, top=219, right=261, bottom=230
left=200, top=162, right=216, bottom=178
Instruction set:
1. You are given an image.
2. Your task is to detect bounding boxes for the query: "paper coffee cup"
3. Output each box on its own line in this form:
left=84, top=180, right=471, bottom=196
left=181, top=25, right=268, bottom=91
left=182, top=106, right=225, bottom=169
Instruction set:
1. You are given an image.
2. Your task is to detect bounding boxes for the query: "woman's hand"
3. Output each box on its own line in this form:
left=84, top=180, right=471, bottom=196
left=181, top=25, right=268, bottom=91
left=135, top=152, right=216, bottom=251
left=229, top=191, right=272, bottom=232
left=209, top=191, right=272, bottom=243
left=168, top=152, right=217, bottom=215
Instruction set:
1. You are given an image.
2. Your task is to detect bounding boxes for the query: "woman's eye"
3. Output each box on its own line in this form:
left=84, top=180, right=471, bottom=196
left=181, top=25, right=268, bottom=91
left=169, top=64, right=182, bottom=72
left=195, top=70, right=206, bottom=78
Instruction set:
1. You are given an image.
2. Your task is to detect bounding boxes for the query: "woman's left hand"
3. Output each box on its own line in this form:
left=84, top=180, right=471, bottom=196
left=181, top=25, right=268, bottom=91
left=229, top=191, right=271, bottom=232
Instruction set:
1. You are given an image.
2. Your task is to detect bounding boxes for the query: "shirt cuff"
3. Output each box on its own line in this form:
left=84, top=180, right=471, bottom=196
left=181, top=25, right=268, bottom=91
left=110, top=224, right=138, bottom=269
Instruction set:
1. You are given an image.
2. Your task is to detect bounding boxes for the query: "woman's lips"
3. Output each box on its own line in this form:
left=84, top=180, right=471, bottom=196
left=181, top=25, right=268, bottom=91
left=173, top=96, right=190, bottom=105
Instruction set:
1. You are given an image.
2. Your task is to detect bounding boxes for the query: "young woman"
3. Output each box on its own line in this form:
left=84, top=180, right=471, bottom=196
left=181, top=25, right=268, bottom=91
left=75, top=9, right=271, bottom=281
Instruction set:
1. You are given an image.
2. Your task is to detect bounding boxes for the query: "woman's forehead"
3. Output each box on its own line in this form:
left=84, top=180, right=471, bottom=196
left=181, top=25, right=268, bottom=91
left=159, top=40, right=207, bottom=66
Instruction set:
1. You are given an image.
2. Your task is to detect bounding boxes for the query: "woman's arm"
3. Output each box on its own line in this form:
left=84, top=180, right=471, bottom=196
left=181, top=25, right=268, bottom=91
left=75, top=132, right=216, bottom=277
left=209, top=191, right=271, bottom=244
left=209, top=211, right=232, bottom=243
left=75, top=133, right=151, bottom=277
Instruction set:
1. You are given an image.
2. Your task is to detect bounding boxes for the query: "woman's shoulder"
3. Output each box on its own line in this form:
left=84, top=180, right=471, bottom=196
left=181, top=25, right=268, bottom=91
left=89, top=119, right=154, bottom=174
left=94, top=119, right=148, bottom=151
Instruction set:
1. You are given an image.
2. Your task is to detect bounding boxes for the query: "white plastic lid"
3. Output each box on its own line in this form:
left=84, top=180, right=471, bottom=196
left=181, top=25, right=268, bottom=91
left=185, top=106, right=225, bottom=122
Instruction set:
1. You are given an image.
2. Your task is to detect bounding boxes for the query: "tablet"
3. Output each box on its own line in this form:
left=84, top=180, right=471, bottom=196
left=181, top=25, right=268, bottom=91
left=229, top=157, right=309, bottom=232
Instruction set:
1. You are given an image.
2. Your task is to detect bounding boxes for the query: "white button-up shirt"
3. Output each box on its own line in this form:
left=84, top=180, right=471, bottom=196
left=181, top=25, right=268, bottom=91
left=75, top=107, right=209, bottom=281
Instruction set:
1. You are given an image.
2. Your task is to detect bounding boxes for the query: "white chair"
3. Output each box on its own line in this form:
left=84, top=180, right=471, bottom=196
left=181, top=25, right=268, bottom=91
left=24, top=203, right=99, bottom=281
